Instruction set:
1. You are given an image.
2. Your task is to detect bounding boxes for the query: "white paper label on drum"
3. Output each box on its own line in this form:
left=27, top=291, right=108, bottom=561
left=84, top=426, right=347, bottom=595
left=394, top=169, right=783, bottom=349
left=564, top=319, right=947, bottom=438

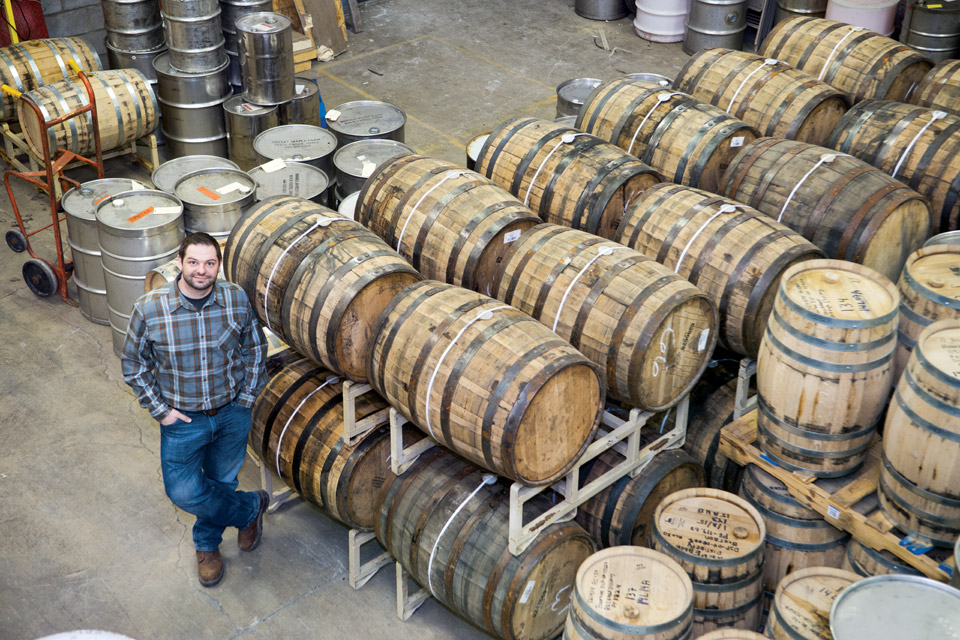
left=504, top=229, right=522, bottom=244
left=731, top=136, right=745, bottom=148
left=153, top=206, right=181, bottom=215
left=326, top=109, right=341, bottom=122
left=217, top=182, right=249, bottom=195
left=827, top=505, right=840, bottom=520
left=698, top=328, right=710, bottom=351
left=296, top=84, right=305, bottom=95
left=260, top=158, right=287, bottom=173
left=519, top=580, right=536, bottom=604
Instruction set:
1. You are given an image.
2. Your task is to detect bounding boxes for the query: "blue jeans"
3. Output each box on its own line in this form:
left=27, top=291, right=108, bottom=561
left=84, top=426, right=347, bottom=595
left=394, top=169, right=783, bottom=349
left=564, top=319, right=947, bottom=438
left=159, top=401, right=260, bottom=551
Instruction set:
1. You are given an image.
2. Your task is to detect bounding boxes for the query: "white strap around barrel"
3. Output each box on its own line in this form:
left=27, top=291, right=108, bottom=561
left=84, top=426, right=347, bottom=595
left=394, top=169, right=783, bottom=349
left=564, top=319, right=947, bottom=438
left=818, top=26, right=866, bottom=81
left=675, top=204, right=744, bottom=273
left=627, top=92, right=682, bottom=155
left=553, top=245, right=628, bottom=333
left=726, top=59, right=780, bottom=114
left=524, top=133, right=589, bottom=206
left=424, top=305, right=511, bottom=440
left=891, top=110, right=948, bottom=179
left=275, top=375, right=340, bottom=478
left=396, top=170, right=467, bottom=251
left=777, top=153, right=848, bottom=223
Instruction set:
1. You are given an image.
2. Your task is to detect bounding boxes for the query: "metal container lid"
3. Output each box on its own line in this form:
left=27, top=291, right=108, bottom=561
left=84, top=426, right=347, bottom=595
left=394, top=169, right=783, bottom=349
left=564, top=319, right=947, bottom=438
left=325, top=100, right=406, bottom=138
left=95, top=190, right=183, bottom=231
left=152, top=51, right=230, bottom=80
left=223, top=95, right=277, bottom=117
left=235, top=12, right=292, bottom=34
left=466, top=133, right=490, bottom=165
left=924, top=230, right=960, bottom=247
left=253, top=124, right=337, bottom=162
left=338, top=191, right=359, bottom=220
left=333, top=139, right=414, bottom=180
left=248, top=161, right=329, bottom=200
left=830, top=575, right=960, bottom=639
left=556, top=77, right=602, bottom=106
left=152, top=156, right=241, bottom=194
left=623, top=73, right=672, bottom=87
left=62, top=178, right=149, bottom=220
left=553, top=115, right=578, bottom=126
left=174, top=168, right=256, bottom=206
left=293, top=77, right=319, bottom=98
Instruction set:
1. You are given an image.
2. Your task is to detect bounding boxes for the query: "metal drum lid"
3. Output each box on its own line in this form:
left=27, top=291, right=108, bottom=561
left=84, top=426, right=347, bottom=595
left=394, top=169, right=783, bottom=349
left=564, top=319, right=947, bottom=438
left=830, top=575, right=960, bottom=639
left=253, top=124, right=337, bottom=162
left=95, top=190, right=183, bottom=231
left=248, top=160, right=329, bottom=200
left=62, top=178, right=149, bottom=220
left=465, top=133, right=490, bottom=168
left=235, top=12, right=292, bottom=34
left=554, top=115, right=578, bottom=126
left=333, top=139, right=414, bottom=180
left=338, top=191, right=359, bottom=219
left=174, top=168, right=255, bottom=205
left=556, top=77, right=602, bottom=114
left=622, top=72, right=672, bottom=87
left=325, top=100, right=406, bottom=138
left=224, top=95, right=276, bottom=117
left=925, top=230, right=960, bottom=247
left=152, top=155, right=240, bottom=193
left=293, top=77, right=319, bottom=99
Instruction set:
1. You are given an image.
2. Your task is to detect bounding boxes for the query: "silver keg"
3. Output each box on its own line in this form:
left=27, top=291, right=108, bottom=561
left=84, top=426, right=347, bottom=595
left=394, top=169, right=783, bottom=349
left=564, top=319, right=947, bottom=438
left=173, top=168, right=256, bottom=239
left=236, top=12, right=295, bottom=105
left=555, top=78, right=601, bottom=118
left=253, top=124, right=338, bottom=178
left=325, top=100, right=406, bottom=145
left=62, top=178, right=148, bottom=325
left=101, top=0, right=164, bottom=52
left=95, top=190, right=184, bottom=357
left=161, top=0, right=227, bottom=73
left=105, top=42, right=167, bottom=144
left=774, top=0, right=827, bottom=24
left=575, top=0, right=628, bottom=21
left=224, top=96, right=279, bottom=170
left=924, top=230, right=960, bottom=247
left=465, top=132, right=490, bottom=172
left=278, top=77, right=322, bottom=126
left=222, top=0, right=272, bottom=52
left=151, top=155, right=240, bottom=194
left=902, top=1, right=960, bottom=63
left=332, top=139, right=414, bottom=196
left=337, top=191, right=359, bottom=220
left=248, top=160, right=329, bottom=204
left=153, top=52, right=231, bottom=158
left=683, top=0, right=748, bottom=55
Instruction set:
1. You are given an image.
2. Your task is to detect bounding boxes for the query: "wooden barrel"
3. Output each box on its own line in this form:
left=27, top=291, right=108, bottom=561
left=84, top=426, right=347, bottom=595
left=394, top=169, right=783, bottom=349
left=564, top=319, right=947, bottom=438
left=223, top=196, right=422, bottom=381
left=616, top=183, right=823, bottom=357
left=494, top=224, right=717, bottom=410
left=894, top=245, right=960, bottom=380
left=248, top=357, right=394, bottom=530
left=719, top=137, right=930, bottom=282
left=674, top=48, right=850, bottom=146
left=652, top=488, right=766, bottom=637
left=841, top=538, right=923, bottom=577
left=682, top=367, right=745, bottom=493
left=827, top=99, right=960, bottom=234
left=0, top=37, right=102, bottom=122
left=879, top=319, right=960, bottom=546
left=909, top=59, right=960, bottom=117
left=575, top=449, right=705, bottom=548
left=739, top=464, right=849, bottom=593
left=18, top=69, right=157, bottom=158
left=696, top=630, right=766, bottom=640
left=369, top=280, right=604, bottom=486
left=356, top=153, right=540, bottom=295
left=757, top=16, right=934, bottom=103
left=566, top=546, right=694, bottom=640
left=576, top=79, right=759, bottom=194
left=756, top=260, right=899, bottom=477
left=375, top=447, right=596, bottom=640
left=475, top=116, right=663, bottom=238
left=766, top=567, right=860, bottom=640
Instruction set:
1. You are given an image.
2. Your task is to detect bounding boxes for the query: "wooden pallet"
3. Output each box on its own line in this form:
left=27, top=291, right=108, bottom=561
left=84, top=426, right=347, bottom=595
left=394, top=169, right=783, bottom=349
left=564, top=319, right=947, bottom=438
left=719, top=409, right=953, bottom=582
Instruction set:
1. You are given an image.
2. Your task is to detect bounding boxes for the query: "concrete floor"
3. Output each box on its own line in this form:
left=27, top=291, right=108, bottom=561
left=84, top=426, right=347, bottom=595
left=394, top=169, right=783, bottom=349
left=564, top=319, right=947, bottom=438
left=0, top=1, right=689, bottom=638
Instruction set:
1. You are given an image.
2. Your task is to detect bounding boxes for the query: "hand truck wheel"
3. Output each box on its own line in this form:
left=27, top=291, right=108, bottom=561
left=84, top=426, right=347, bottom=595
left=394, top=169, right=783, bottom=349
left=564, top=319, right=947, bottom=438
left=22, top=258, right=59, bottom=297
left=6, top=228, right=27, bottom=253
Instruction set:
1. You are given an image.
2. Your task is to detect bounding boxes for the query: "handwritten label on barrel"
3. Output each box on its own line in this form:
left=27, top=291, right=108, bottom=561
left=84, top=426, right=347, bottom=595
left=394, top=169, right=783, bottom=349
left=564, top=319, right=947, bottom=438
left=777, top=576, right=853, bottom=640
left=787, top=270, right=892, bottom=320
left=658, top=496, right=759, bottom=561
left=126, top=206, right=154, bottom=223
left=197, top=186, right=220, bottom=200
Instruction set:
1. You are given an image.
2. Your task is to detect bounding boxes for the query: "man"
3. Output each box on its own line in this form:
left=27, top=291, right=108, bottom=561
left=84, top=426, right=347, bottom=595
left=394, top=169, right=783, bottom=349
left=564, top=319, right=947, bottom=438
left=122, top=232, right=268, bottom=588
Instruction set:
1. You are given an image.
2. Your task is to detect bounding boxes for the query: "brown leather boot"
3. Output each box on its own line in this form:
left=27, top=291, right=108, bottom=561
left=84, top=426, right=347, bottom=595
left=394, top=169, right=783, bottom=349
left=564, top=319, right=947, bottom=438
left=196, top=549, right=223, bottom=587
left=238, top=490, right=269, bottom=552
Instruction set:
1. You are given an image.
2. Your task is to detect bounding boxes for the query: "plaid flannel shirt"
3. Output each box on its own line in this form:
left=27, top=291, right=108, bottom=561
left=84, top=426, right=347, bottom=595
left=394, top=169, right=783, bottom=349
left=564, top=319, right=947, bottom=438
left=121, top=277, right=267, bottom=421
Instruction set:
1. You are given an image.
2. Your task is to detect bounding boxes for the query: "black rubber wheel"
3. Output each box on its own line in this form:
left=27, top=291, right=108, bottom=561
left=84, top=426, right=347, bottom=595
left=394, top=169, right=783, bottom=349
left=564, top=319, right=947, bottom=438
left=6, top=229, right=27, bottom=253
left=22, top=259, right=59, bottom=297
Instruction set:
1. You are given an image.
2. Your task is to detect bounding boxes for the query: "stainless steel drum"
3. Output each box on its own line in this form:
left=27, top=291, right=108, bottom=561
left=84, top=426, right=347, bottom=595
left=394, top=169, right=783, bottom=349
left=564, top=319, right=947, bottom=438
left=62, top=178, right=148, bottom=325
left=924, top=230, right=960, bottom=247
left=161, top=0, right=226, bottom=73
left=553, top=115, right=579, bottom=126
left=105, top=42, right=167, bottom=144
left=575, top=0, right=629, bottom=21
left=153, top=52, right=231, bottom=158
left=236, top=12, right=294, bottom=105
left=332, top=139, right=414, bottom=196
left=324, top=100, right=406, bottom=145
left=902, top=1, right=960, bottom=63
left=101, top=0, right=164, bottom=52
left=277, top=77, right=321, bottom=126
left=774, top=0, right=828, bottom=24
left=683, top=0, right=748, bottom=55
left=253, top=124, right=338, bottom=178
left=95, top=190, right=184, bottom=357
left=223, top=96, right=278, bottom=170
left=622, top=72, right=672, bottom=87
left=173, top=167, right=255, bottom=239
left=830, top=575, right=960, bottom=639
left=555, top=77, right=601, bottom=118
left=248, top=161, right=329, bottom=204
left=337, top=191, right=359, bottom=220
left=221, top=0, right=272, bottom=50
left=151, top=155, right=240, bottom=194
left=465, top=132, right=490, bottom=171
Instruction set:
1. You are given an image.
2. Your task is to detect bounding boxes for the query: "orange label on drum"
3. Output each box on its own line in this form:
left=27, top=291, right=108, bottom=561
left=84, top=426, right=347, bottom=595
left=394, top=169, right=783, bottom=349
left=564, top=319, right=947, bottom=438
left=93, top=194, right=111, bottom=205
left=197, top=186, right=220, bottom=200
left=126, top=206, right=154, bottom=223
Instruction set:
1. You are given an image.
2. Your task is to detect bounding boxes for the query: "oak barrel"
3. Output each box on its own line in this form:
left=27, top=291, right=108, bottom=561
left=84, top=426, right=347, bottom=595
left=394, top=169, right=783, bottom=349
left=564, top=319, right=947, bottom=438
left=368, top=280, right=604, bottom=486
left=682, top=368, right=745, bottom=493
left=756, top=260, right=899, bottom=477
left=475, top=117, right=662, bottom=238
left=719, top=137, right=930, bottom=282
left=674, top=48, right=850, bottom=146
left=375, top=447, right=596, bottom=640
left=356, top=153, right=541, bottom=295
left=249, top=357, right=394, bottom=530
left=18, top=69, right=158, bottom=158
left=765, top=567, right=859, bottom=640
left=652, top=488, right=765, bottom=637
left=696, top=630, right=766, bottom=640
left=827, top=99, right=960, bottom=234
left=841, top=538, right=923, bottom=577
left=494, top=224, right=718, bottom=411
left=223, top=196, right=422, bottom=381
left=565, top=546, right=694, bottom=640
left=576, top=79, right=759, bottom=193
left=758, top=17, right=934, bottom=103
left=879, top=319, right=960, bottom=546
left=575, top=449, right=705, bottom=549
left=616, top=183, right=823, bottom=357
left=909, top=59, right=960, bottom=117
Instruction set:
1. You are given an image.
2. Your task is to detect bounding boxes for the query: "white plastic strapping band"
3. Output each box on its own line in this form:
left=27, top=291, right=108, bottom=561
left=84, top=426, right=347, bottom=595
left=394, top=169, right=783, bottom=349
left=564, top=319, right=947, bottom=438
left=275, top=375, right=340, bottom=478
left=524, top=133, right=588, bottom=206
left=726, top=59, right=780, bottom=114
left=396, top=170, right=466, bottom=251
left=891, top=110, right=947, bottom=179
left=552, top=245, right=628, bottom=333
left=627, top=92, right=682, bottom=155
left=777, top=153, right=847, bottom=223
left=675, top=204, right=741, bottom=274
left=818, top=27, right=865, bottom=81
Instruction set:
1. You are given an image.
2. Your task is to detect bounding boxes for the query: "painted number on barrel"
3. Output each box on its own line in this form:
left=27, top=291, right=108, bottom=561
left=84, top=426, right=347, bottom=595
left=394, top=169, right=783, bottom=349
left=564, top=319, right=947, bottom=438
left=652, top=328, right=675, bottom=377
left=551, top=585, right=571, bottom=616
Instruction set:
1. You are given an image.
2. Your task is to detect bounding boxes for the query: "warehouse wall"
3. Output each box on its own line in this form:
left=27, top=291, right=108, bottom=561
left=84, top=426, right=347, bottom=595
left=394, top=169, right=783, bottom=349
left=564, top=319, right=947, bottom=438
left=39, top=0, right=107, bottom=59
